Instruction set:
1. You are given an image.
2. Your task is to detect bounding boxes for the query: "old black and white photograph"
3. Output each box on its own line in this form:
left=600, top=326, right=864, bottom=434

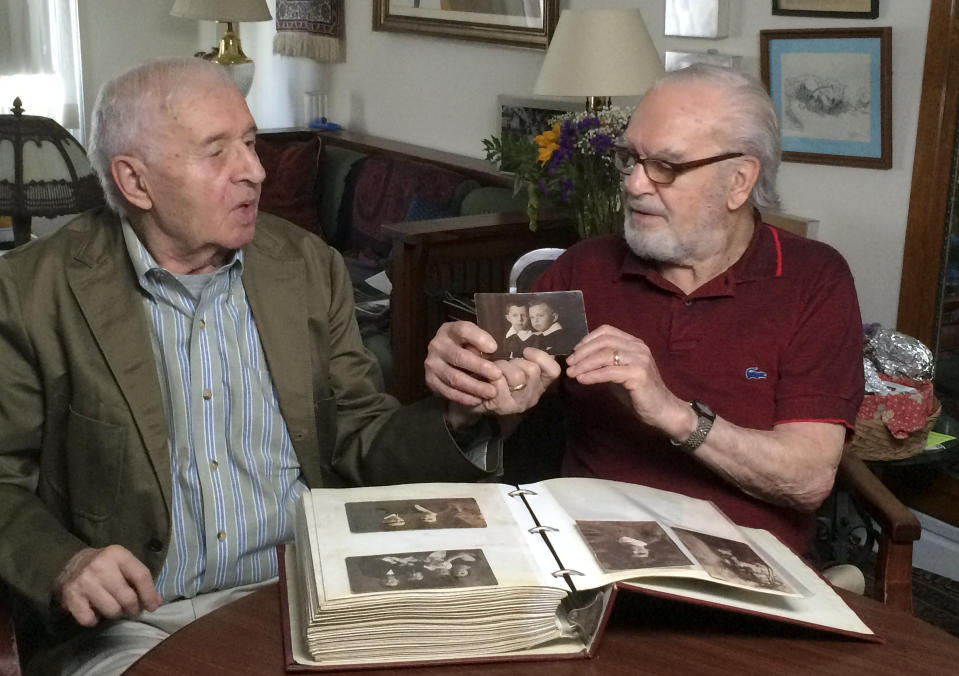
left=345, top=497, right=487, bottom=533
left=474, top=291, right=588, bottom=359
left=576, top=520, right=693, bottom=572
left=672, top=528, right=794, bottom=593
left=345, top=549, right=498, bottom=593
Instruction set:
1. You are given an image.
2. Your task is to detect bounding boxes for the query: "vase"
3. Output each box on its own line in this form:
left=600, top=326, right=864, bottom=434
left=574, top=193, right=623, bottom=239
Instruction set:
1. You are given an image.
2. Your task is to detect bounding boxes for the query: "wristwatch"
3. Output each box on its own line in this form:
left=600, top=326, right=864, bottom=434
left=670, top=400, right=716, bottom=454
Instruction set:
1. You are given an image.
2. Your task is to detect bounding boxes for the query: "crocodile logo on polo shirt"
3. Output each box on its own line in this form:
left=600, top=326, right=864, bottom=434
left=745, top=367, right=767, bottom=380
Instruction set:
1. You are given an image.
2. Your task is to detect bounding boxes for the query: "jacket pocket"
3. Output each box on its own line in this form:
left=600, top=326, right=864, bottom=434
left=63, top=406, right=127, bottom=522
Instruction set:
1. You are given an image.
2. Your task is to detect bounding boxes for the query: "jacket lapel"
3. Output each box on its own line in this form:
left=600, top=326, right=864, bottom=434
left=242, top=224, right=314, bottom=439
left=65, top=211, right=172, bottom=506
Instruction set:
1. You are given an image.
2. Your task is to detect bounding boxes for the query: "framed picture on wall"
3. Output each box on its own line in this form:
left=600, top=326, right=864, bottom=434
left=372, top=0, right=560, bottom=49
left=760, top=27, right=892, bottom=169
left=771, top=1, right=879, bottom=18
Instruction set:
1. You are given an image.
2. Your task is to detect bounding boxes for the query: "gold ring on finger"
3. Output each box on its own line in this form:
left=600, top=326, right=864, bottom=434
left=509, top=382, right=527, bottom=392
left=613, top=350, right=621, bottom=366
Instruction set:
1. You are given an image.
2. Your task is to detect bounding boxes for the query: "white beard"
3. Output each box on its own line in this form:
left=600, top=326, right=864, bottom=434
left=623, top=215, right=691, bottom=263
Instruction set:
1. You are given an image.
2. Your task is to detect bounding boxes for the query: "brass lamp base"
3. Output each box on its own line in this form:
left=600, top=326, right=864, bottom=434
left=196, top=21, right=256, bottom=97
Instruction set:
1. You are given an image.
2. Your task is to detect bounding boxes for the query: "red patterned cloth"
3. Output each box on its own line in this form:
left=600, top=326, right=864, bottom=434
left=857, top=375, right=936, bottom=439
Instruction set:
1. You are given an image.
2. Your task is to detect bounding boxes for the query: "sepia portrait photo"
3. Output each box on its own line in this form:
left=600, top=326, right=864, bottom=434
left=672, top=528, right=795, bottom=594
left=474, top=291, right=588, bottom=360
left=345, top=497, right=487, bottom=533
left=576, top=520, right=693, bottom=572
left=345, top=548, right=498, bottom=594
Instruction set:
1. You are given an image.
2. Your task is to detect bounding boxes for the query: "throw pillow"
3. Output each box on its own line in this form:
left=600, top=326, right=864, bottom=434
left=255, top=135, right=323, bottom=236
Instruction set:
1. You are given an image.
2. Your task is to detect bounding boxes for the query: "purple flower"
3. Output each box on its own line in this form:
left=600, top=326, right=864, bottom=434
left=560, top=178, right=574, bottom=203
left=577, top=116, right=600, bottom=133
left=537, top=178, right=548, bottom=195
left=589, top=133, right=614, bottom=154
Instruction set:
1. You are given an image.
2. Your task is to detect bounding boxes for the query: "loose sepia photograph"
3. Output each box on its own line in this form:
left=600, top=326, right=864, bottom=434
left=345, top=498, right=487, bottom=533
left=474, top=291, right=588, bottom=360
left=576, top=520, right=693, bottom=572
left=672, top=528, right=795, bottom=593
left=345, top=549, right=498, bottom=594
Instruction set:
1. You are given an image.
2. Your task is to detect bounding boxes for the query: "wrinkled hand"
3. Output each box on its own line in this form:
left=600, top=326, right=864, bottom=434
left=566, top=324, right=690, bottom=438
left=477, top=347, right=561, bottom=416
left=426, top=321, right=560, bottom=424
left=425, top=321, right=505, bottom=407
left=54, top=545, right=162, bottom=627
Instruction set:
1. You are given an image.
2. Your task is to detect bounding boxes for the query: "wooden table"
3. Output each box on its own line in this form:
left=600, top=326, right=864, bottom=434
left=127, top=582, right=959, bottom=675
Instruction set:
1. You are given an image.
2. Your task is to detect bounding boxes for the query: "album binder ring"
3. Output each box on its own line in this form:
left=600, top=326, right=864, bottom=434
left=528, top=525, right=558, bottom=534
left=552, top=569, right=584, bottom=577
left=508, top=488, right=538, bottom=497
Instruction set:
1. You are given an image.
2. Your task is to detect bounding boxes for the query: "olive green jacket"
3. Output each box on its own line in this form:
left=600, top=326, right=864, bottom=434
left=0, top=208, right=495, bottom=623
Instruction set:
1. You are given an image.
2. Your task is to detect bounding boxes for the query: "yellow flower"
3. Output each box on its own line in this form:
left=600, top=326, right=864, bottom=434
left=534, top=123, right=561, bottom=165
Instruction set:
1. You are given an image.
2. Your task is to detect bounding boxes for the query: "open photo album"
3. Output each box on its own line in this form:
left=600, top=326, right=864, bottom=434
left=282, top=477, right=876, bottom=670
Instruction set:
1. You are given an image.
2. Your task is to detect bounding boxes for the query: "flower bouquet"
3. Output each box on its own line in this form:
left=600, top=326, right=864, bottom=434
left=482, top=107, right=630, bottom=239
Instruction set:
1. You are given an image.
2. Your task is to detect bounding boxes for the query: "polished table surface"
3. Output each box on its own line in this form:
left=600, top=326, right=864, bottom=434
left=127, top=582, right=959, bottom=676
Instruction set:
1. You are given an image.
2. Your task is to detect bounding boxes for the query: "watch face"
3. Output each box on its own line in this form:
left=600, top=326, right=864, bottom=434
left=692, top=400, right=715, bottom=419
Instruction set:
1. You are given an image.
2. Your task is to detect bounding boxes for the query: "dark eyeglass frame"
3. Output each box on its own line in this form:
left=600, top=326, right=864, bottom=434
left=612, top=145, right=744, bottom=185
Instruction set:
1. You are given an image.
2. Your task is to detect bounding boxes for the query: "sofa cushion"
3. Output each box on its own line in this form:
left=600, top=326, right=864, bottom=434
left=255, top=135, right=323, bottom=235
left=346, top=154, right=467, bottom=264
left=319, top=145, right=366, bottom=245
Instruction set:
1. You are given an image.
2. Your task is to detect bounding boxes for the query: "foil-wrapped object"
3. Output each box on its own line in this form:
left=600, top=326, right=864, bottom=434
left=863, top=326, right=935, bottom=381
left=863, top=358, right=890, bottom=395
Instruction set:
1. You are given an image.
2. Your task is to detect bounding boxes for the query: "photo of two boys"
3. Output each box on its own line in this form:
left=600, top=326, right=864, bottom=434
left=475, top=291, right=588, bottom=359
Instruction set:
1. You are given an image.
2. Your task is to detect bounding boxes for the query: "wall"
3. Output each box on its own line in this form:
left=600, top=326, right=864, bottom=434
left=71, top=1, right=932, bottom=329
left=243, top=0, right=931, bottom=330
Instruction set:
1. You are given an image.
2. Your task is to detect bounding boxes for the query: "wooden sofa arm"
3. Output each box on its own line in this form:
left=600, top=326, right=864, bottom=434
left=837, top=452, right=921, bottom=612
left=385, top=211, right=577, bottom=404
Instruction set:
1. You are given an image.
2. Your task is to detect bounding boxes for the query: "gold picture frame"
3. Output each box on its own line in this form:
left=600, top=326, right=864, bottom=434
left=372, top=0, right=560, bottom=49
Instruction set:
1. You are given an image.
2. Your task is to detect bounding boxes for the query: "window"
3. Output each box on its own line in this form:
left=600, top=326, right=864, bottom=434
left=0, top=0, right=84, bottom=140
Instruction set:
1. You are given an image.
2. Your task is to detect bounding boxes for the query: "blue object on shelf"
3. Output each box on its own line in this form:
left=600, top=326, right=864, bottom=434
left=308, top=117, right=342, bottom=131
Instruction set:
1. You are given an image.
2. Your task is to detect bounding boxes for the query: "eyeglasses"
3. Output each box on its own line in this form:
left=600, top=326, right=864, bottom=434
left=612, top=145, right=744, bottom=185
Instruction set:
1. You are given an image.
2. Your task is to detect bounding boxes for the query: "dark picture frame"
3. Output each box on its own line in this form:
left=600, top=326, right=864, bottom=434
left=372, top=0, right=560, bottom=49
left=771, top=0, right=879, bottom=18
left=760, top=27, right=892, bottom=169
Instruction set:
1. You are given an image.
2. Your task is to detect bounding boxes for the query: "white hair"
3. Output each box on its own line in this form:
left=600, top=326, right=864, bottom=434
left=87, top=58, right=237, bottom=217
left=653, top=63, right=782, bottom=211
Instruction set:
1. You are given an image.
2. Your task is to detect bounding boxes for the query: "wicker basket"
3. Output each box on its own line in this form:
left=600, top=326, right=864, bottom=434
left=847, top=402, right=941, bottom=461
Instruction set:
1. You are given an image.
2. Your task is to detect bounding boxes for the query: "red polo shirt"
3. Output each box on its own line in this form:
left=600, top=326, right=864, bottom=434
left=531, top=221, right=864, bottom=552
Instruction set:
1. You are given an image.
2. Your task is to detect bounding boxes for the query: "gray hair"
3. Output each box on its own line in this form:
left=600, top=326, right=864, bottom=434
left=87, top=57, right=237, bottom=217
left=652, top=63, right=782, bottom=211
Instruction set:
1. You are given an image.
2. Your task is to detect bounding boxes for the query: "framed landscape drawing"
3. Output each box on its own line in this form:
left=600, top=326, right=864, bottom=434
left=771, top=1, right=879, bottom=18
left=760, top=27, right=891, bottom=169
left=372, top=0, right=560, bottom=49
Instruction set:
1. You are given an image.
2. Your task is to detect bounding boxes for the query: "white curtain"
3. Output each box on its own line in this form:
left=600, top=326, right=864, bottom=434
left=0, top=0, right=85, bottom=140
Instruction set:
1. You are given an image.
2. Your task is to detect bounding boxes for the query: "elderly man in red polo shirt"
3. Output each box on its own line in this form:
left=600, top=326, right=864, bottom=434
left=425, top=63, right=864, bottom=555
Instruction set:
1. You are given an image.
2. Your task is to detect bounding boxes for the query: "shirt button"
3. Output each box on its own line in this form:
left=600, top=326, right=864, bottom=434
left=210, top=459, right=219, bottom=470
left=202, top=389, right=213, bottom=400
left=684, top=299, right=694, bottom=307
left=217, top=530, right=227, bottom=541
left=147, top=538, right=163, bottom=553
left=198, top=319, right=206, bottom=330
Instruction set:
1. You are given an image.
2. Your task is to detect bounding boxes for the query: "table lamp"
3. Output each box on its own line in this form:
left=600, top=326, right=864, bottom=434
left=170, top=0, right=273, bottom=97
left=533, top=9, right=664, bottom=111
left=0, top=97, right=104, bottom=248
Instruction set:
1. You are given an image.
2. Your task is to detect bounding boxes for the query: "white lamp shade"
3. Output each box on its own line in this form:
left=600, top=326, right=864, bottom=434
left=533, top=9, right=664, bottom=98
left=170, top=0, right=272, bottom=22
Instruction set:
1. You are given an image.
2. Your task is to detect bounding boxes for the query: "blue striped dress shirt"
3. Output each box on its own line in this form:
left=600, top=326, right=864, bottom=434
left=122, top=222, right=307, bottom=601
